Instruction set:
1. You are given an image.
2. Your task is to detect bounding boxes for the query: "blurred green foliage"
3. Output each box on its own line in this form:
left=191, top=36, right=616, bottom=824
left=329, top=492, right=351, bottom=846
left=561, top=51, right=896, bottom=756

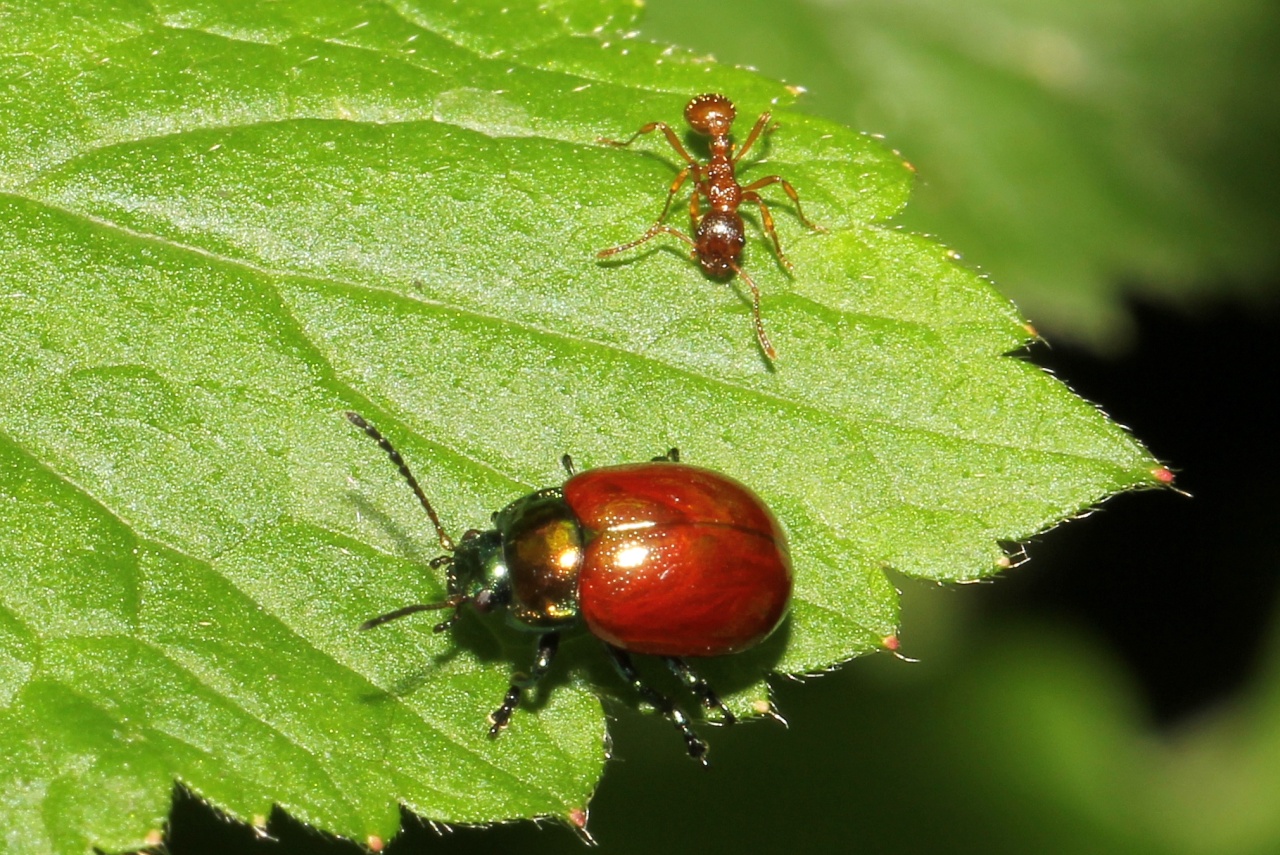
left=643, top=0, right=1280, bottom=349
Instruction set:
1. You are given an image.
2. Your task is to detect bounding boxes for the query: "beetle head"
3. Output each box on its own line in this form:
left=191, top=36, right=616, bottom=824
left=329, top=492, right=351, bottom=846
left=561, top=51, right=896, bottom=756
left=447, top=528, right=512, bottom=618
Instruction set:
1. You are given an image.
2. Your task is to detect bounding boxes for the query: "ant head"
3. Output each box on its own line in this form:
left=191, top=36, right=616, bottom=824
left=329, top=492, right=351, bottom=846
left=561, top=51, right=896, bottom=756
left=685, top=93, right=736, bottom=137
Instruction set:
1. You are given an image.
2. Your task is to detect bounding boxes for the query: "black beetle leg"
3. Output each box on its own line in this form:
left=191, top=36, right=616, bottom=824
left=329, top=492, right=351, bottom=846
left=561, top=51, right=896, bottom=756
left=561, top=454, right=576, bottom=476
left=650, top=448, right=680, bottom=463
left=665, top=656, right=736, bottom=725
left=606, top=644, right=708, bottom=765
left=490, top=632, right=559, bottom=736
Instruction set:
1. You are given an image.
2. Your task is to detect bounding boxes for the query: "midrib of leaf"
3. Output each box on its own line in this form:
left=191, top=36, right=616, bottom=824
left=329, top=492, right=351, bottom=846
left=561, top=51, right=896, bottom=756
left=11, top=161, right=1144, bottom=495
left=15, top=174, right=1142, bottom=477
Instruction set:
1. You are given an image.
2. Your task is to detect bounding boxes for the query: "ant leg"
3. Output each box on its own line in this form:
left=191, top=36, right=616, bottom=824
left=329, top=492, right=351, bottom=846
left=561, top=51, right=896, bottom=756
left=727, top=260, right=777, bottom=361
left=653, top=165, right=691, bottom=227
left=741, top=176, right=826, bottom=233
left=733, top=111, right=774, bottom=163
left=597, top=223, right=696, bottom=260
left=599, top=121, right=700, bottom=169
left=607, top=166, right=693, bottom=244
left=688, top=181, right=707, bottom=234
left=606, top=644, right=709, bottom=765
left=665, top=657, right=736, bottom=725
left=743, top=192, right=793, bottom=271
left=597, top=168, right=695, bottom=258
left=489, top=632, right=559, bottom=737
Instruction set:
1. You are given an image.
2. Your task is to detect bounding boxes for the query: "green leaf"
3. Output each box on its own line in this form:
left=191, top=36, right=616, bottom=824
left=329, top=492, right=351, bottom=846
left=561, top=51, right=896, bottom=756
left=0, top=0, right=1163, bottom=850
left=640, top=0, right=1280, bottom=347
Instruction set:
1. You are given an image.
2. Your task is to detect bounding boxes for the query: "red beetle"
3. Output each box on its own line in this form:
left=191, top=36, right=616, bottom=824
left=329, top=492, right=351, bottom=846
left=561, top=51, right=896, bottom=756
left=347, top=412, right=792, bottom=763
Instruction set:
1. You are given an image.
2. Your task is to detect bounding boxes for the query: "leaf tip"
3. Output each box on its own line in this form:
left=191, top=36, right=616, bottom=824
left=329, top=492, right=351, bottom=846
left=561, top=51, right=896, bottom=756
left=567, top=806, right=596, bottom=844
left=1150, top=465, right=1191, bottom=496
left=883, top=636, right=922, bottom=664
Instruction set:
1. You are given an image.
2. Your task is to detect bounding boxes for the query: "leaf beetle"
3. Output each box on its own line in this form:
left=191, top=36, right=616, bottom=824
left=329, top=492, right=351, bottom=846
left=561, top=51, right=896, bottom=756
left=347, top=412, right=792, bottom=763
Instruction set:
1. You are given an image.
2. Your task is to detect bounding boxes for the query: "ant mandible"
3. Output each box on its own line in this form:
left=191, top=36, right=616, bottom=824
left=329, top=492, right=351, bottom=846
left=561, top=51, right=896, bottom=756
left=596, top=93, right=825, bottom=360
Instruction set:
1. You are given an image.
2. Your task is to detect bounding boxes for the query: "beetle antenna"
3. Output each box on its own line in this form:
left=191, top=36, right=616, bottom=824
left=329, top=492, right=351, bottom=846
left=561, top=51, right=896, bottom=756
left=359, top=596, right=465, bottom=631
left=346, top=411, right=456, bottom=552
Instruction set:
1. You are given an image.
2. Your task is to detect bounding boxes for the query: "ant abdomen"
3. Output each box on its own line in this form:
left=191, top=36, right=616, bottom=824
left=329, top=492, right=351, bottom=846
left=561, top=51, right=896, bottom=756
left=695, top=211, right=746, bottom=278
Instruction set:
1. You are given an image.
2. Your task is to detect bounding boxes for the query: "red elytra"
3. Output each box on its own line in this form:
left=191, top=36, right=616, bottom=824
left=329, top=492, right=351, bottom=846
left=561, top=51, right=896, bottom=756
left=348, top=412, right=792, bottom=764
left=566, top=462, right=791, bottom=657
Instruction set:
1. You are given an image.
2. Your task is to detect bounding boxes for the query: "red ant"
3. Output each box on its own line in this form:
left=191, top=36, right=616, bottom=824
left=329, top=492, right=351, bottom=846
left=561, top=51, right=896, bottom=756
left=597, top=93, right=824, bottom=360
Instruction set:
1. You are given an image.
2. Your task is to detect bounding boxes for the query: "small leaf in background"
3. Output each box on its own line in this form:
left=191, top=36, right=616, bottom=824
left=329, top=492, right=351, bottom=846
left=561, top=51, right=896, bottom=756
left=641, top=0, right=1280, bottom=348
left=0, top=0, right=1163, bottom=852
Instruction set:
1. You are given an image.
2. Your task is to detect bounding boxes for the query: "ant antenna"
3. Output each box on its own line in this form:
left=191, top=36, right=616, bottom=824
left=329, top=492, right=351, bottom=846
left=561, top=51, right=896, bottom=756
left=345, top=411, right=456, bottom=552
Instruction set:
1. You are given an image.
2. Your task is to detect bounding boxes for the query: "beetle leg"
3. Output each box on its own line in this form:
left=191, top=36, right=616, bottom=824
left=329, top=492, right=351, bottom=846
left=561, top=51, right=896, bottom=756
left=664, top=657, right=736, bottom=725
left=489, top=632, right=559, bottom=737
left=606, top=645, right=709, bottom=766
left=358, top=595, right=466, bottom=632
left=561, top=453, right=576, bottom=476
left=650, top=448, right=680, bottom=463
